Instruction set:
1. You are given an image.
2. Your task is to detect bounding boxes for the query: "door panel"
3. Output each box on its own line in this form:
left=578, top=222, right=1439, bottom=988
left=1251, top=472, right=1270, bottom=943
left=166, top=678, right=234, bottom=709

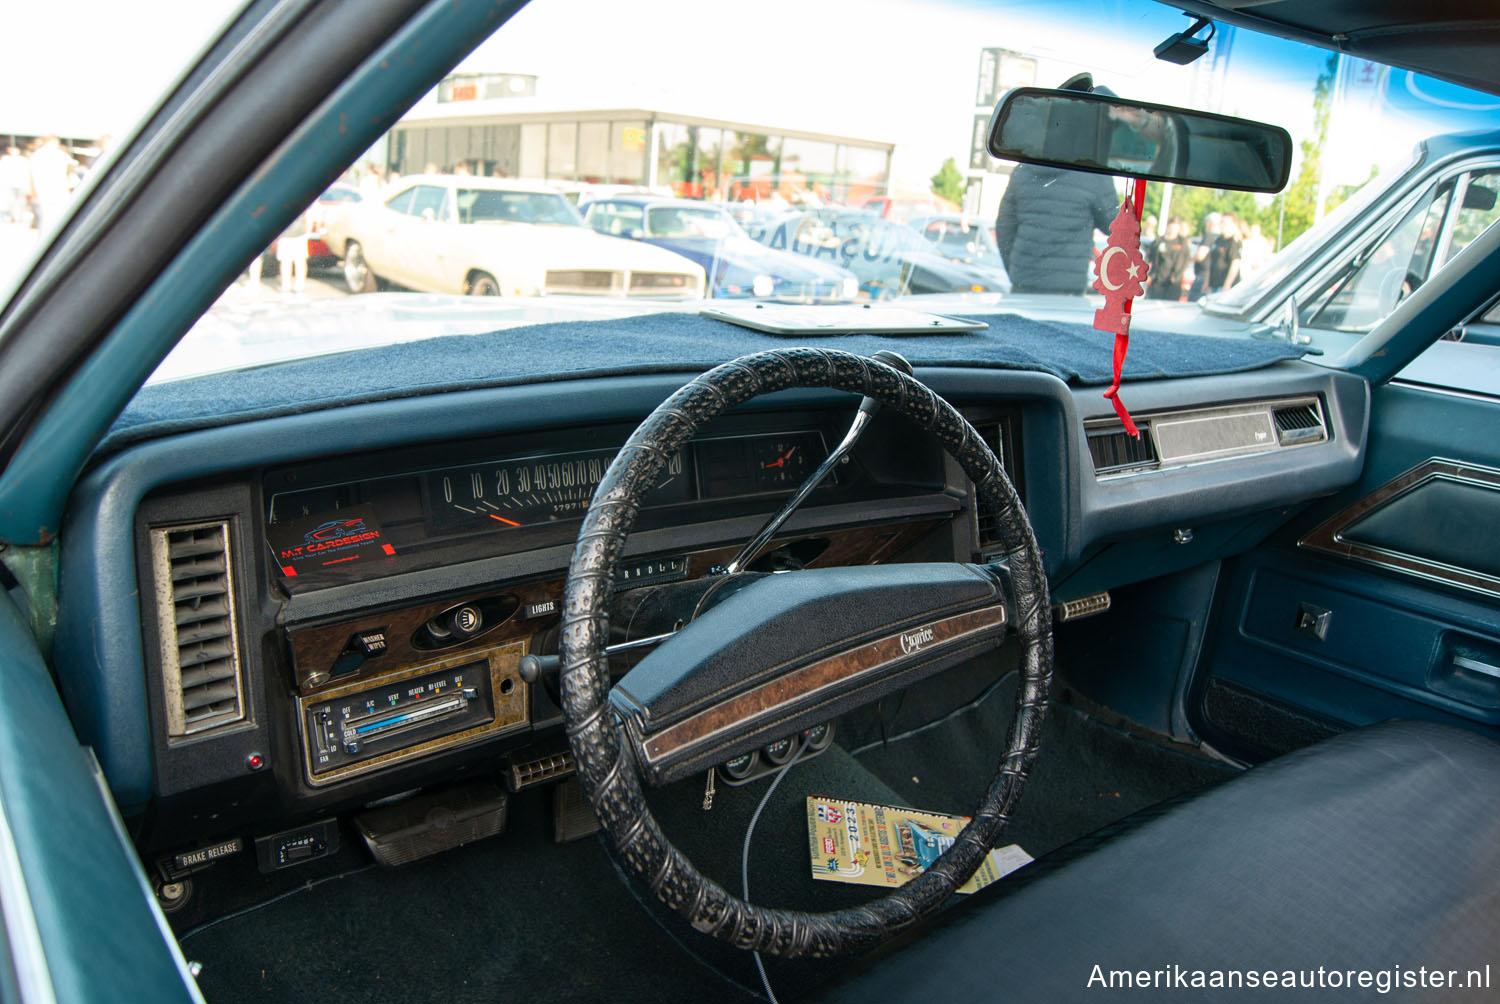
left=1195, top=381, right=1500, bottom=760
left=0, top=593, right=198, bottom=1002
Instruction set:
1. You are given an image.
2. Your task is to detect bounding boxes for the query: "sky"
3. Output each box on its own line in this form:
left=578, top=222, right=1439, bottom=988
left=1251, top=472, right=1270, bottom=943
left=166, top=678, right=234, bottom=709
left=5, top=0, right=1499, bottom=196
left=0, top=1, right=243, bottom=139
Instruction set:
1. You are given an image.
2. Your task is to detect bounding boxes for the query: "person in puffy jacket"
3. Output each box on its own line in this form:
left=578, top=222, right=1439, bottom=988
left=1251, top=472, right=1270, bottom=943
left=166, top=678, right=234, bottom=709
left=994, top=165, right=1118, bottom=293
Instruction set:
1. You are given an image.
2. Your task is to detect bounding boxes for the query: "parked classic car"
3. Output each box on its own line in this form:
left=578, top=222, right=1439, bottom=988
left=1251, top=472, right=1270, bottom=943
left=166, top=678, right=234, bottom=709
left=906, top=213, right=1007, bottom=271
left=4, top=2, right=1500, bottom=1003
left=322, top=175, right=705, bottom=297
left=581, top=195, right=859, bottom=302
left=756, top=209, right=1013, bottom=298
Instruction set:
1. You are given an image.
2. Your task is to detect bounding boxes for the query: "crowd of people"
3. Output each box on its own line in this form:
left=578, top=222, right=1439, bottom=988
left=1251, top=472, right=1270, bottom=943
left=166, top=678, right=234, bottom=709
left=1142, top=210, right=1275, bottom=301
left=0, top=136, right=109, bottom=233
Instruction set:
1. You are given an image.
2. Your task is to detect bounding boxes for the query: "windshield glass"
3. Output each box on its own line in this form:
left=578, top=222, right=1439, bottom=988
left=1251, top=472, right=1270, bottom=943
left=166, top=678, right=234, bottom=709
left=915, top=217, right=1006, bottom=267
left=647, top=206, right=739, bottom=239
left=457, top=189, right=582, bottom=225
left=10, top=0, right=1500, bottom=383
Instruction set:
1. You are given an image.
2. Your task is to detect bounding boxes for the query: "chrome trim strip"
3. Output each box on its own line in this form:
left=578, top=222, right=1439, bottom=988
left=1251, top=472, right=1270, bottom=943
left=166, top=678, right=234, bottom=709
left=1299, top=457, right=1500, bottom=599
left=1387, top=379, right=1500, bottom=407
left=0, top=778, right=58, bottom=1004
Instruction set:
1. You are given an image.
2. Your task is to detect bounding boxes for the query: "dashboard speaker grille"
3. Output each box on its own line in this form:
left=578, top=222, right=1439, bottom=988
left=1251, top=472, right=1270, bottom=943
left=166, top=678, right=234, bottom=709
left=1088, top=425, right=1157, bottom=473
left=149, top=521, right=246, bottom=738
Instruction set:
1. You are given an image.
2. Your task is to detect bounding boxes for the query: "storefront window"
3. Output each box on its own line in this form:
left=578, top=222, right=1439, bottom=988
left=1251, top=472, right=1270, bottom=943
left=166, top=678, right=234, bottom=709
left=611, top=121, right=648, bottom=185
left=519, top=123, right=546, bottom=178
left=778, top=137, right=837, bottom=206
left=577, top=121, right=610, bottom=181
left=694, top=127, right=723, bottom=200
left=837, top=144, right=891, bottom=204
left=655, top=122, right=692, bottom=195
left=546, top=122, right=577, bottom=178
left=723, top=131, right=779, bottom=202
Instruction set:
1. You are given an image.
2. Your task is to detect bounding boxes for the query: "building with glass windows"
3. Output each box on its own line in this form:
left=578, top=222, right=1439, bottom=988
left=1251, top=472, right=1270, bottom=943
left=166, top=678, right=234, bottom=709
left=386, top=74, right=894, bottom=207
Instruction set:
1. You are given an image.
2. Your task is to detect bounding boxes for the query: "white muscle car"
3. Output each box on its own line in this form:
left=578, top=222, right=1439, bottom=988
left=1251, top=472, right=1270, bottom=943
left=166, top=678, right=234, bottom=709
left=323, top=176, right=705, bottom=298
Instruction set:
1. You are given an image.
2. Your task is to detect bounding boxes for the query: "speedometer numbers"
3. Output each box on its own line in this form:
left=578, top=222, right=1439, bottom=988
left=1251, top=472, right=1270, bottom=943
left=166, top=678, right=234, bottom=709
left=431, top=448, right=687, bottom=530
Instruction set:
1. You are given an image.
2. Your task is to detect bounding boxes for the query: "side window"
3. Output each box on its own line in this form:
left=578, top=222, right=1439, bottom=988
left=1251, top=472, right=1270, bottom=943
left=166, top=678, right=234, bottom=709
left=1439, top=169, right=1500, bottom=267
left=1395, top=169, right=1500, bottom=393
left=1303, top=167, right=1500, bottom=335
left=409, top=185, right=450, bottom=221
left=1299, top=180, right=1455, bottom=333
left=384, top=187, right=417, bottom=215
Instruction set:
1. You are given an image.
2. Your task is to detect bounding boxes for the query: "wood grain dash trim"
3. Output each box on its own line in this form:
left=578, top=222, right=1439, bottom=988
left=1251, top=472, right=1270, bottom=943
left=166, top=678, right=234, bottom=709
left=641, top=604, right=1006, bottom=763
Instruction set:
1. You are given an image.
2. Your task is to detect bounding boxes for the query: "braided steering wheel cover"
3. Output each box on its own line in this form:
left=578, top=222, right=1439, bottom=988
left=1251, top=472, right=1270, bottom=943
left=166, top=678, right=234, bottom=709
left=560, top=348, right=1052, bottom=957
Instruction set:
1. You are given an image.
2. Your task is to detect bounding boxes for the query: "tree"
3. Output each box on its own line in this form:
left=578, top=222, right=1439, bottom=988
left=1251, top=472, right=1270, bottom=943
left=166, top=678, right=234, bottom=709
left=1271, top=52, right=1338, bottom=247
left=930, top=157, right=964, bottom=205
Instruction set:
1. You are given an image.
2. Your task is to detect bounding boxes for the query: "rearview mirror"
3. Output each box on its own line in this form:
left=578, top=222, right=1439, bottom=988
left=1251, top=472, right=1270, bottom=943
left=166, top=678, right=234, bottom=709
left=987, top=87, right=1292, bottom=194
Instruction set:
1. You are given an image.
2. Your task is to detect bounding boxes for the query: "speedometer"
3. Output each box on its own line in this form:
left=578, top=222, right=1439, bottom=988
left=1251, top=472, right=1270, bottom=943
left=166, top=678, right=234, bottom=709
left=426, top=446, right=690, bottom=533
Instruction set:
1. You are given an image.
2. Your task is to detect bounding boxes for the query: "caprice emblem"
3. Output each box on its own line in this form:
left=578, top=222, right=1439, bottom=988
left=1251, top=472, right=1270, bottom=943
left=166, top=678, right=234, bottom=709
left=899, top=624, right=936, bottom=654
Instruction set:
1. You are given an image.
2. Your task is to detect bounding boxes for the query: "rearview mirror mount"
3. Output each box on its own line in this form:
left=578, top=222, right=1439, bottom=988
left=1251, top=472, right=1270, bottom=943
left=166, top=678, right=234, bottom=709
left=987, top=87, right=1292, bottom=194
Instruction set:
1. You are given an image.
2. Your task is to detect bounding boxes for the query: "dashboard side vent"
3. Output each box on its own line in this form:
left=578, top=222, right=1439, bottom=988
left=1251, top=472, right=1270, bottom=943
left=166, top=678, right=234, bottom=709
left=1272, top=402, right=1326, bottom=446
left=974, top=422, right=1007, bottom=548
left=148, top=521, right=246, bottom=738
left=1088, top=425, right=1157, bottom=474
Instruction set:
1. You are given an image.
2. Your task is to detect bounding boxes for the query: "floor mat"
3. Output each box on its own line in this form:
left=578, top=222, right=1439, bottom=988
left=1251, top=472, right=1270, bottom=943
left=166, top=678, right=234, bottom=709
left=852, top=673, right=1239, bottom=858
left=179, top=785, right=760, bottom=1004
left=179, top=746, right=905, bottom=1004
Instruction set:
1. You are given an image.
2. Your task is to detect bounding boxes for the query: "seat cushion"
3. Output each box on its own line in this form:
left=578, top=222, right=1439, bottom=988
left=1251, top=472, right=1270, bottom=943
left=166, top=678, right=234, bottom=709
left=820, top=721, right=1500, bottom=1002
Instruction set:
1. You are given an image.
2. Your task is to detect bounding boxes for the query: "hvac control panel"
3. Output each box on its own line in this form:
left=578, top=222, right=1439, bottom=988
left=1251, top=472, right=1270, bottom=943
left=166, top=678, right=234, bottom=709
left=303, top=660, right=494, bottom=779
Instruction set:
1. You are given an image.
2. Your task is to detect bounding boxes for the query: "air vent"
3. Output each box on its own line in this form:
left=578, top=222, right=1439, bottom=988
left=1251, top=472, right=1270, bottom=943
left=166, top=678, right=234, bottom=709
left=975, top=422, right=1007, bottom=547
left=1088, top=425, right=1157, bottom=474
left=1272, top=402, right=1326, bottom=446
left=149, top=521, right=246, bottom=738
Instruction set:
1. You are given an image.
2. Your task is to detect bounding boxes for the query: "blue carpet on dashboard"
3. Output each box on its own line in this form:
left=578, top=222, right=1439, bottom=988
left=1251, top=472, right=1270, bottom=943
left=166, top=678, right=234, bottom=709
left=104, top=310, right=1308, bottom=450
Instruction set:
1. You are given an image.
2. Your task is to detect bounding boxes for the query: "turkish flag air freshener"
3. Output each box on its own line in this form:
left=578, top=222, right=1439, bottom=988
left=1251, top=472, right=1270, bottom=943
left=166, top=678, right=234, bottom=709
left=1092, top=188, right=1150, bottom=436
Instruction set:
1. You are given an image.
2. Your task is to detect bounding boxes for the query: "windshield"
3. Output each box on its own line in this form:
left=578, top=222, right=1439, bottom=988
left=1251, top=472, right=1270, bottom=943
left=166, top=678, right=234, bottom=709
left=916, top=218, right=1006, bottom=267
left=9, top=0, right=1500, bottom=383
left=646, top=206, right=740, bottom=239
left=457, top=189, right=583, bottom=225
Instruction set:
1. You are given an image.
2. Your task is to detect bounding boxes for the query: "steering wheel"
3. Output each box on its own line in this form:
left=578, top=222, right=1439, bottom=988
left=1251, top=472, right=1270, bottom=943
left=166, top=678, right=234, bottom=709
left=561, top=348, right=1053, bottom=957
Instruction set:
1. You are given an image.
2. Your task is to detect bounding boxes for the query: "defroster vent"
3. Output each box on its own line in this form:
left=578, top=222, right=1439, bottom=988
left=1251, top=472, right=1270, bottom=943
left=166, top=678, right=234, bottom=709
left=149, top=521, right=246, bottom=738
left=1272, top=402, right=1325, bottom=445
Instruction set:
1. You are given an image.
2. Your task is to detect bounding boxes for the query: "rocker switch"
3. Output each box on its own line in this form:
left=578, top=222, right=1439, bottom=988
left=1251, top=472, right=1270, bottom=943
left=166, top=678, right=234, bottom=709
left=1295, top=602, right=1331, bottom=641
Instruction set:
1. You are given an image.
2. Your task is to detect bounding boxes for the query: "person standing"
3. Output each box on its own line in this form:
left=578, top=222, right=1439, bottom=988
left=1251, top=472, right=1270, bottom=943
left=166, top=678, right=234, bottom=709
left=27, top=136, right=76, bottom=232
left=1146, top=216, right=1191, bottom=300
left=1207, top=214, right=1244, bottom=292
left=276, top=209, right=312, bottom=293
left=1240, top=222, right=1273, bottom=278
left=994, top=164, right=1118, bottom=294
left=0, top=146, right=30, bottom=225
left=1186, top=212, right=1219, bottom=301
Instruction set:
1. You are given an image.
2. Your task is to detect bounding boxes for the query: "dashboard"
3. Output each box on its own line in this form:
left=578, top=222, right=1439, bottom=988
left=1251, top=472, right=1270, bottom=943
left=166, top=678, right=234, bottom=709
left=52, top=360, right=1369, bottom=869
